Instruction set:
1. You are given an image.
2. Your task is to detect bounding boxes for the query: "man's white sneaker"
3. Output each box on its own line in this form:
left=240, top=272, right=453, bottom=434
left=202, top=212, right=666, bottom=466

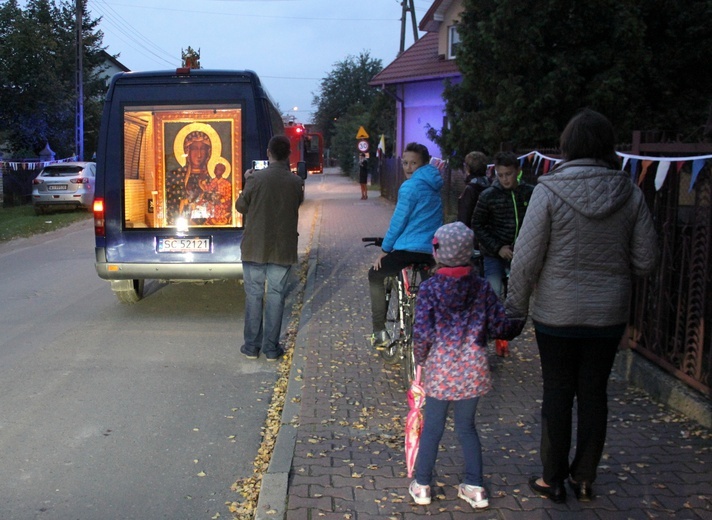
left=458, top=483, right=489, bottom=509
left=409, top=480, right=431, bottom=505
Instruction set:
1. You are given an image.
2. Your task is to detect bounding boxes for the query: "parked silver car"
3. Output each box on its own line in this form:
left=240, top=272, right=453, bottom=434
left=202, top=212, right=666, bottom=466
left=31, top=161, right=96, bottom=215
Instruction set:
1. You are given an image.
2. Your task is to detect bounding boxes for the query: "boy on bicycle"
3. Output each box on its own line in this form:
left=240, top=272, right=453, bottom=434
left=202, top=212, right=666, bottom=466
left=368, top=142, right=443, bottom=349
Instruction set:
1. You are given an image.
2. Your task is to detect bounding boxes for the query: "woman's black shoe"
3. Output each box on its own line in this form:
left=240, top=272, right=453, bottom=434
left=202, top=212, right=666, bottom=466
left=528, top=476, right=566, bottom=503
left=568, top=480, right=593, bottom=502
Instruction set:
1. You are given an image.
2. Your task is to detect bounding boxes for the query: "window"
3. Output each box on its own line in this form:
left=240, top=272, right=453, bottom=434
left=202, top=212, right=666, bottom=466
left=121, top=105, right=243, bottom=229
left=448, top=25, right=461, bottom=59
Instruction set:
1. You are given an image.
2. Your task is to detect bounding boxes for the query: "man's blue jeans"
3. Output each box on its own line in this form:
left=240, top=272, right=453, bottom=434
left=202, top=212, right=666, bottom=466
left=242, top=262, right=292, bottom=356
left=483, top=255, right=509, bottom=299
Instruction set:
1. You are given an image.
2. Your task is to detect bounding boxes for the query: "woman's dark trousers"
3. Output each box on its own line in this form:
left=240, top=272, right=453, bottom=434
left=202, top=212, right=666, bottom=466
left=534, top=331, right=619, bottom=485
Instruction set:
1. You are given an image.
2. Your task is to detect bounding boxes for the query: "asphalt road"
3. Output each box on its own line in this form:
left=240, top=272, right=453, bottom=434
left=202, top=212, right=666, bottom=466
left=0, top=182, right=318, bottom=520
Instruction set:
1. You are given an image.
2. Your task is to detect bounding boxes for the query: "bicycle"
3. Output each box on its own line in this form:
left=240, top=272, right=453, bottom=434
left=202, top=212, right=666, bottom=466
left=363, top=237, right=431, bottom=390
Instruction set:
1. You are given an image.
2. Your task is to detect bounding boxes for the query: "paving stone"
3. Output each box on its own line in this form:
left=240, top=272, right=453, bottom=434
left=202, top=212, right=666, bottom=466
left=279, top=173, right=712, bottom=520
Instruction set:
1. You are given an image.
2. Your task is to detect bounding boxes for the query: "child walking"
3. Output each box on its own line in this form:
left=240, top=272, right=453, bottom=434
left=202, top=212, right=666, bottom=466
left=409, top=221, right=525, bottom=509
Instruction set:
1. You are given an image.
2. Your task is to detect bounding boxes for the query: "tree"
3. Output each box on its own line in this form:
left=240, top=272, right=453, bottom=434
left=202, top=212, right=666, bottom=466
left=430, top=0, right=712, bottom=163
left=312, top=51, right=384, bottom=151
left=330, top=104, right=369, bottom=175
left=0, top=0, right=106, bottom=158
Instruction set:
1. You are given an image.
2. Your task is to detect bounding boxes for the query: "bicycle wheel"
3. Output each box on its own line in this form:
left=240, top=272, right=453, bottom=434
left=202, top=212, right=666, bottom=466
left=400, top=311, right=417, bottom=390
left=380, top=278, right=401, bottom=365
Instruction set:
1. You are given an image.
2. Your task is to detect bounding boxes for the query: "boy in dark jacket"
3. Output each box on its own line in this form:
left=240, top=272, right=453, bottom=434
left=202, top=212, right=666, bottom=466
left=471, top=152, right=533, bottom=356
left=456, top=151, right=489, bottom=239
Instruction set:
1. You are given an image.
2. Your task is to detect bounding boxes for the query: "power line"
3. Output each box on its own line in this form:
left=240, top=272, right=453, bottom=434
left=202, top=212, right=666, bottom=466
left=89, top=0, right=177, bottom=67
left=98, top=2, right=399, bottom=22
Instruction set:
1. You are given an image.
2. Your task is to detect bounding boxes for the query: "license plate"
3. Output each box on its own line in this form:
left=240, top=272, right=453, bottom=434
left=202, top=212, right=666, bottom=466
left=47, top=184, right=68, bottom=190
left=158, top=237, right=211, bottom=253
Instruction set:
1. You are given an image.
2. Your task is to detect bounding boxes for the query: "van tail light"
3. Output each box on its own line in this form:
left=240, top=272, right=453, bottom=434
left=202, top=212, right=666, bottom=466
left=93, top=198, right=105, bottom=237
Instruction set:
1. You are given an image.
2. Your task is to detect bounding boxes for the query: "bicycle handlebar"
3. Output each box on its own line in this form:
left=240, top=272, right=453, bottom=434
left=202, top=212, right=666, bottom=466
left=362, top=237, right=383, bottom=247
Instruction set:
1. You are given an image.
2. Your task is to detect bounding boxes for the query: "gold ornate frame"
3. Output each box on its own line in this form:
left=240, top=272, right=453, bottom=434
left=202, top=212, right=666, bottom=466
left=154, top=108, right=242, bottom=227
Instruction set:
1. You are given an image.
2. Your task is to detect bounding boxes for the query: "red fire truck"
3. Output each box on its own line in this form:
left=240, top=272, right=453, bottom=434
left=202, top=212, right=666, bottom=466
left=284, top=121, right=323, bottom=175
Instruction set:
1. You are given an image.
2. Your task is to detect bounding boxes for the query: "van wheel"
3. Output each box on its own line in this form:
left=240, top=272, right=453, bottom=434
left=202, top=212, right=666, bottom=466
left=111, top=279, right=145, bottom=304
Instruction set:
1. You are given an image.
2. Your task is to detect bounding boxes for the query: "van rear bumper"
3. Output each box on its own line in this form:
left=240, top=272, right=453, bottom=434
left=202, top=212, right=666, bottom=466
left=95, top=262, right=244, bottom=281
left=95, top=249, right=243, bottom=281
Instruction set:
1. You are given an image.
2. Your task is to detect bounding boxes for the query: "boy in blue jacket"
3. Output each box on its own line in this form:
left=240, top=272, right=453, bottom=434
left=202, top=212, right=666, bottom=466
left=368, top=142, right=444, bottom=348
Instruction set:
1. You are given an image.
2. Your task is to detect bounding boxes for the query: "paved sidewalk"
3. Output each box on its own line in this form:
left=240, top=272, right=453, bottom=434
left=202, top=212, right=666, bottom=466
left=263, top=172, right=712, bottom=520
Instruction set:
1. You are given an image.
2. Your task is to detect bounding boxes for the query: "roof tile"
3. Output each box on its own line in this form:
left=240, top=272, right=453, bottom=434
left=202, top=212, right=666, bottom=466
left=369, top=32, right=460, bottom=86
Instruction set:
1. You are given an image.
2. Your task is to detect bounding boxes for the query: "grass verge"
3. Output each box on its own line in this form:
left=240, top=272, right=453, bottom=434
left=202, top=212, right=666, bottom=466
left=0, top=204, right=91, bottom=242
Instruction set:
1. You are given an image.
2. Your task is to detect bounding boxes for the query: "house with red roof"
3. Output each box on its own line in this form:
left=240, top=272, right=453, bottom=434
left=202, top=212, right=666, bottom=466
left=369, top=0, right=464, bottom=159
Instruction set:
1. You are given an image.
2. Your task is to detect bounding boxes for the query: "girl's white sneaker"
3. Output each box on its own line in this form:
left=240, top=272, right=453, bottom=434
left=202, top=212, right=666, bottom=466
left=409, top=480, right=431, bottom=505
left=458, top=483, right=489, bottom=509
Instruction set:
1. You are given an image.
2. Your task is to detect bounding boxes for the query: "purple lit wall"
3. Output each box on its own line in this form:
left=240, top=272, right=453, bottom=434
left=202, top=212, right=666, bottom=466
left=394, top=76, right=462, bottom=159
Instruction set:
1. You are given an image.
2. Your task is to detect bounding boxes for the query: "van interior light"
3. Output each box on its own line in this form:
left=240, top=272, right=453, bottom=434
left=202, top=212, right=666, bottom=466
left=176, top=216, right=189, bottom=235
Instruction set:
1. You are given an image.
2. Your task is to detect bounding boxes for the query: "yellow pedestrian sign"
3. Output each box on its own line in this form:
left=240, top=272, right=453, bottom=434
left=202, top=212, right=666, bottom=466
left=356, top=126, right=369, bottom=139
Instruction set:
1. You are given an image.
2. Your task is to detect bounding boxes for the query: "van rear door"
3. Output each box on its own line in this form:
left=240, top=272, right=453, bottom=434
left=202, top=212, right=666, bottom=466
left=94, top=70, right=283, bottom=302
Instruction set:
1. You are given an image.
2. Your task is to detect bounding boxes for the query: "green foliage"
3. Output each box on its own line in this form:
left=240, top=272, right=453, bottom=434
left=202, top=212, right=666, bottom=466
left=0, top=204, right=90, bottom=242
left=431, top=0, right=712, bottom=162
left=312, top=51, right=385, bottom=152
left=365, top=90, right=396, bottom=157
left=330, top=104, right=368, bottom=175
left=0, top=0, right=107, bottom=158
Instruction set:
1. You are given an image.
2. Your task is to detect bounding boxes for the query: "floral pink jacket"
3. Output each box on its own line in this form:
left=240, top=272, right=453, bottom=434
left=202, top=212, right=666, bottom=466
left=413, top=267, right=524, bottom=400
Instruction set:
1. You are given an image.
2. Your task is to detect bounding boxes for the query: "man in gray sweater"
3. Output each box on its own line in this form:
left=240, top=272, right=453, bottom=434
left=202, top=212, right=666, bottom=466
left=236, top=135, right=304, bottom=360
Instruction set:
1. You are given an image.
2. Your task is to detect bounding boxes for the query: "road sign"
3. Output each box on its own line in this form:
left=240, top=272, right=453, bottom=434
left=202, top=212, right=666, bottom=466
left=357, top=140, right=369, bottom=152
left=356, top=126, right=369, bottom=139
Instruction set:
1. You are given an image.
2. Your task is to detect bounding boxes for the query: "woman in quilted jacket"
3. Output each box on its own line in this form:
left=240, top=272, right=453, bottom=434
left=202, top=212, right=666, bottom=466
left=408, top=222, right=525, bottom=509
left=506, top=109, right=659, bottom=504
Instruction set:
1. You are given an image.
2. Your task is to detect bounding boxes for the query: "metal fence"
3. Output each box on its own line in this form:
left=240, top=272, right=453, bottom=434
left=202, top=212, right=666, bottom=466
left=630, top=161, right=712, bottom=397
left=1, top=163, right=43, bottom=207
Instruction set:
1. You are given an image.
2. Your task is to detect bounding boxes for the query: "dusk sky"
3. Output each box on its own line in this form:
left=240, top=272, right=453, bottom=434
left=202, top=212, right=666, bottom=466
left=89, top=0, right=430, bottom=123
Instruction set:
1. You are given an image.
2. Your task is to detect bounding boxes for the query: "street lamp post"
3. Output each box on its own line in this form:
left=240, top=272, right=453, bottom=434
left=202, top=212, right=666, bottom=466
left=75, top=0, right=84, bottom=161
left=284, top=106, right=299, bottom=124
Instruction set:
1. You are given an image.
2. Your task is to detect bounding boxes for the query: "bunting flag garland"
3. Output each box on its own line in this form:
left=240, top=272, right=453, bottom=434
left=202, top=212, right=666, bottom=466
left=511, top=149, right=712, bottom=192
left=517, top=150, right=562, bottom=176
left=637, top=160, right=654, bottom=186
left=690, top=159, right=706, bottom=192
left=617, top=151, right=712, bottom=191
left=654, top=161, right=671, bottom=191
left=377, top=134, right=386, bottom=158
left=0, top=156, right=78, bottom=171
left=629, top=158, right=639, bottom=182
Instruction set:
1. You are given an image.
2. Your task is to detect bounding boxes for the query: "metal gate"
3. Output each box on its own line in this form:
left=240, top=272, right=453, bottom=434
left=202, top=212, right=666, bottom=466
left=630, top=160, right=712, bottom=397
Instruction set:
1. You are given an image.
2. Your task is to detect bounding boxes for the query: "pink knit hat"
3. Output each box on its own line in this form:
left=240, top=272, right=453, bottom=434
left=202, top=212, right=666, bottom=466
left=432, top=221, right=474, bottom=267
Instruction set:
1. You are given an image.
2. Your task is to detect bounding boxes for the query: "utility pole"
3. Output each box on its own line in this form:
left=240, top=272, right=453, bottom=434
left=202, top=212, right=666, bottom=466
left=399, top=0, right=419, bottom=55
left=75, top=0, right=84, bottom=161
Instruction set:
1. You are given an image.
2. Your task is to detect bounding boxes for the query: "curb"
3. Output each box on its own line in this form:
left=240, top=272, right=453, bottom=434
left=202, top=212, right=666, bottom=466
left=254, top=201, right=321, bottom=520
left=614, top=348, right=712, bottom=429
